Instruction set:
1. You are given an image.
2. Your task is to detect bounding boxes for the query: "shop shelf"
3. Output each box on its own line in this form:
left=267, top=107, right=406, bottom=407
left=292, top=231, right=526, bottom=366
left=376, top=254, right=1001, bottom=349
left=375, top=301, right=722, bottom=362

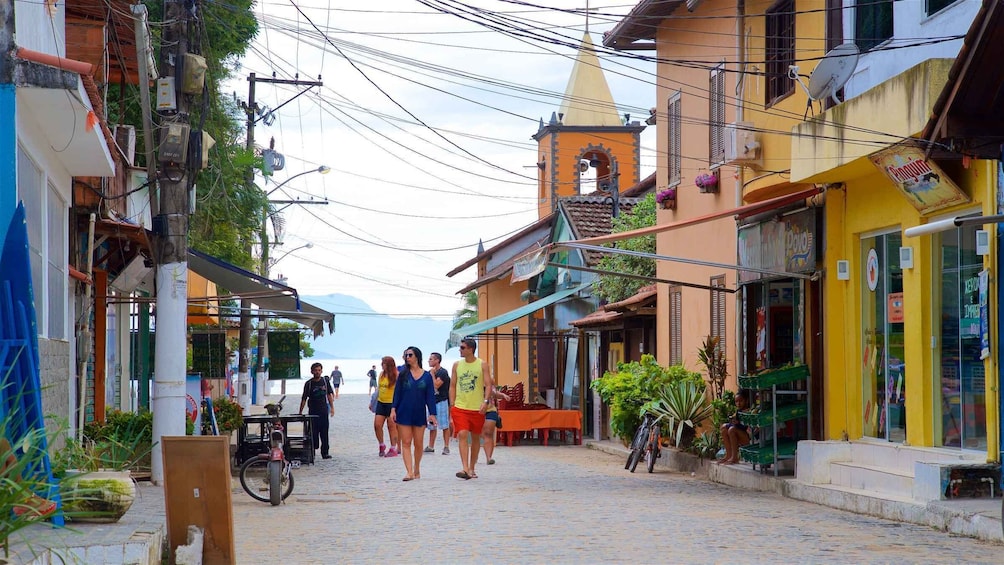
left=738, top=364, right=810, bottom=390
left=737, top=402, right=808, bottom=426
left=739, top=439, right=798, bottom=465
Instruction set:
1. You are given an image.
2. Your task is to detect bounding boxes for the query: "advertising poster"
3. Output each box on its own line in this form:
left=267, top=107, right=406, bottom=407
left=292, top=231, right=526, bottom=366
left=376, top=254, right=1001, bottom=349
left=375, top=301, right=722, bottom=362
left=870, top=143, right=969, bottom=214
left=979, top=270, right=990, bottom=360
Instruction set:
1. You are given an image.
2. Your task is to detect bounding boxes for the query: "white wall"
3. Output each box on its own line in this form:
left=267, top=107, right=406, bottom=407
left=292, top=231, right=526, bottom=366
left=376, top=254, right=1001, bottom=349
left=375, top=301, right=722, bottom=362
left=14, top=0, right=66, bottom=56
left=843, top=0, right=980, bottom=99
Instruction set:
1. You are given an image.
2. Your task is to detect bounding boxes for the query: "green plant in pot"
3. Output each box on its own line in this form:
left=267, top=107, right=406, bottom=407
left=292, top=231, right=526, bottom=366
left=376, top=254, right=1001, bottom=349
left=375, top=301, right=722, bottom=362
left=0, top=426, right=60, bottom=559
left=644, top=380, right=714, bottom=450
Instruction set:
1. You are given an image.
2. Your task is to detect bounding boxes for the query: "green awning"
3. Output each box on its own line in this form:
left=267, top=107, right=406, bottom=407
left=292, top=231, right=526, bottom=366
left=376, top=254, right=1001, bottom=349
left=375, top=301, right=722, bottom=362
left=451, top=282, right=592, bottom=340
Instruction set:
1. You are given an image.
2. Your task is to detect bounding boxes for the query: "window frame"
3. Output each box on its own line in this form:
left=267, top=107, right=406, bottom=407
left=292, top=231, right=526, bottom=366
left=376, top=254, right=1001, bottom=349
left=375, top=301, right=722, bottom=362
left=765, top=0, right=796, bottom=107
left=854, top=0, right=893, bottom=52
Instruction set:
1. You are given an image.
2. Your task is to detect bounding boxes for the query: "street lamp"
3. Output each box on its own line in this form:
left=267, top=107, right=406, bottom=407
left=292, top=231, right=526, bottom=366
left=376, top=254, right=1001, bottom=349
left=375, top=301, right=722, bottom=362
left=269, top=242, right=313, bottom=273
left=242, top=165, right=329, bottom=409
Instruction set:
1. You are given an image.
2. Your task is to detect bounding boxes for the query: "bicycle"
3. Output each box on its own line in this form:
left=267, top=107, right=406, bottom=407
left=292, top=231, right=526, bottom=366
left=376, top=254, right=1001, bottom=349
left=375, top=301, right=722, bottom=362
left=626, top=412, right=662, bottom=473
left=239, top=396, right=295, bottom=505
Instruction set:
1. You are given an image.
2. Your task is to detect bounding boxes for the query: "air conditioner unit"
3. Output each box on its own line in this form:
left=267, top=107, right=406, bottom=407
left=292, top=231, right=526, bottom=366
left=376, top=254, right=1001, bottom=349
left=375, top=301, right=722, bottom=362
left=724, top=121, right=763, bottom=168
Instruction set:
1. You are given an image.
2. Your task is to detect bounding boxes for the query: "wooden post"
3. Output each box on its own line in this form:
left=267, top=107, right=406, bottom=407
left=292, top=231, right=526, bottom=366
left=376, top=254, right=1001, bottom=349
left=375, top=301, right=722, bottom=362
left=94, top=269, right=107, bottom=422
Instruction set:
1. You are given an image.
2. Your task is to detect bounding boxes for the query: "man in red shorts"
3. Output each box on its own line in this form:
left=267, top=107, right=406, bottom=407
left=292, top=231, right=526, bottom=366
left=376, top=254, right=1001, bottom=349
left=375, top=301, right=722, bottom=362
left=449, top=338, right=492, bottom=480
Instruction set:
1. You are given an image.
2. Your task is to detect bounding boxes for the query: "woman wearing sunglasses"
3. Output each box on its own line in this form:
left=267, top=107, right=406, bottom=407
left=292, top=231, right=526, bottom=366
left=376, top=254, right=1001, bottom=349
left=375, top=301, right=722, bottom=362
left=390, top=346, right=438, bottom=481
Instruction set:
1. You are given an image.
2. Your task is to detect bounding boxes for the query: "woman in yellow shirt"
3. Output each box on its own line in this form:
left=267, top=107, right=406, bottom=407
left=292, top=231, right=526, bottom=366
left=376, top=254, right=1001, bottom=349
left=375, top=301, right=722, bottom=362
left=373, top=356, right=400, bottom=457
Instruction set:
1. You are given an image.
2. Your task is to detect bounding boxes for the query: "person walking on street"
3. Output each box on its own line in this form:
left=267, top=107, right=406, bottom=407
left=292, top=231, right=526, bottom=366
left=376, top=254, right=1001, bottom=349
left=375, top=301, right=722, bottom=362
left=368, top=365, right=378, bottom=395
left=425, top=352, right=451, bottom=455
left=390, top=346, right=438, bottom=481
left=329, top=366, right=343, bottom=399
left=450, top=338, right=492, bottom=480
left=482, top=385, right=510, bottom=466
left=373, top=356, right=400, bottom=457
left=299, top=362, right=335, bottom=460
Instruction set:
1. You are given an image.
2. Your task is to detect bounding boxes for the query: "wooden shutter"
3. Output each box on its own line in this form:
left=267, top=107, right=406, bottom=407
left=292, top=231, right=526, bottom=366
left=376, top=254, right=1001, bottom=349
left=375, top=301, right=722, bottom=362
left=766, top=0, right=795, bottom=106
left=668, top=92, right=681, bottom=186
left=670, top=286, right=683, bottom=365
left=710, top=275, right=726, bottom=357
left=709, top=66, right=725, bottom=165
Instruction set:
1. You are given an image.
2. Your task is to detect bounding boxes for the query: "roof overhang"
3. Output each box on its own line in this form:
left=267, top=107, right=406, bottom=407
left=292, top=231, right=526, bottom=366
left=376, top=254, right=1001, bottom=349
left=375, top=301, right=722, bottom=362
left=15, top=49, right=114, bottom=177
left=923, top=0, right=1004, bottom=159
left=451, top=282, right=592, bottom=341
left=187, top=249, right=335, bottom=338
left=603, top=0, right=685, bottom=51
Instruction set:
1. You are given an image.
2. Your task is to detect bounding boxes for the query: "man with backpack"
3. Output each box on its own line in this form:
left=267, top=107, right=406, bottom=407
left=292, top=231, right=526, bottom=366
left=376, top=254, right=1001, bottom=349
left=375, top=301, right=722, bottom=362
left=299, top=362, right=335, bottom=460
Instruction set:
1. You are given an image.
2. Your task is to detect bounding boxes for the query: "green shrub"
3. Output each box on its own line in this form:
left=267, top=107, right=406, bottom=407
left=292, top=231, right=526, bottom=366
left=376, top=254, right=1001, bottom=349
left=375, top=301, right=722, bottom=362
left=644, top=380, right=714, bottom=449
left=211, top=397, right=243, bottom=435
left=591, top=355, right=703, bottom=442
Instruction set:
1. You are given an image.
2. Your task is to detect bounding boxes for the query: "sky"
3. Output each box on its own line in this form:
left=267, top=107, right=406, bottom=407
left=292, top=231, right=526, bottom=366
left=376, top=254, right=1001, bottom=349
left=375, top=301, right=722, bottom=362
left=224, top=0, right=659, bottom=320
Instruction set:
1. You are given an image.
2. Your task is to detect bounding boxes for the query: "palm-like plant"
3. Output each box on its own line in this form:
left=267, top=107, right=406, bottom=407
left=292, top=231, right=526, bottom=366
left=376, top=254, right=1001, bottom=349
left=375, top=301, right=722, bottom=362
left=446, top=291, right=479, bottom=349
left=697, top=335, right=728, bottom=400
left=645, top=380, right=714, bottom=449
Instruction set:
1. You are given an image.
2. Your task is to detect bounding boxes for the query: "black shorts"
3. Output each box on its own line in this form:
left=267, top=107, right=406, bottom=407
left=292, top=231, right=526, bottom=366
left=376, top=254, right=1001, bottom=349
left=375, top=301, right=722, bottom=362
left=332, top=383, right=340, bottom=389
left=375, top=401, right=393, bottom=418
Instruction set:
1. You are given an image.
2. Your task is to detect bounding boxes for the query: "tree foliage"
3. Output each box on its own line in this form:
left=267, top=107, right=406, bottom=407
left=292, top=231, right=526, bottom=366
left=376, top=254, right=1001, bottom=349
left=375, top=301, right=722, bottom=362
left=593, top=193, right=657, bottom=303
left=447, top=291, right=479, bottom=349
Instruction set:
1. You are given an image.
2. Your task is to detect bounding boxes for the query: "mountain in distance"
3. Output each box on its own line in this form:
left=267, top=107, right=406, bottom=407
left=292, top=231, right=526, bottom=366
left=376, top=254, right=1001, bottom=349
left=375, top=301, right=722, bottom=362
left=302, top=293, right=454, bottom=359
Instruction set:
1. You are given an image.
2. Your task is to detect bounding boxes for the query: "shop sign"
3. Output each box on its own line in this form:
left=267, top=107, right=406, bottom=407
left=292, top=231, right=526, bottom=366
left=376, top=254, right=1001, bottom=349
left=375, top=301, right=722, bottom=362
left=738, top=209, right=817, bottom=282
left=979, top=270, right=990, bottom=360
left=870, top=144, right=969, bottom=215
left=866, top=249, right=879, bottom=291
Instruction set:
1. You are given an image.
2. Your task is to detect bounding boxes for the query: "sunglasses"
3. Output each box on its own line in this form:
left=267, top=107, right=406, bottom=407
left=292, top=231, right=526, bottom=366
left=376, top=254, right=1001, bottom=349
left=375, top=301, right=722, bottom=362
left=404, top=353, right=415, bottom=358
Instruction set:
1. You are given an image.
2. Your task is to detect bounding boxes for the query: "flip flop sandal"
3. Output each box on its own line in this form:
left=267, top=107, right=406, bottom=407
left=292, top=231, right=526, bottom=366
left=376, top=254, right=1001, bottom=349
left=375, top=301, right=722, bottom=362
left=469, top=471, right=478, bottom=479
left=455, top=471, right=471, bottom=480
left=402, top=476, right=414, bottom=482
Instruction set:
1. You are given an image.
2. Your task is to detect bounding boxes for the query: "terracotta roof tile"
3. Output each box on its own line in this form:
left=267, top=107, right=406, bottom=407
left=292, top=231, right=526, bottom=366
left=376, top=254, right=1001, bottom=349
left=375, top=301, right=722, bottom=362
left=559, top=195, right=640, bottom=266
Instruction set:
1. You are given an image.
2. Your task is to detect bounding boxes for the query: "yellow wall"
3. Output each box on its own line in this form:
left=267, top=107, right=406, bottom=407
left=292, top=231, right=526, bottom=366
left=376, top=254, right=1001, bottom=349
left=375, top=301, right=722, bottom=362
left=823, top=163, right=993, bottom=448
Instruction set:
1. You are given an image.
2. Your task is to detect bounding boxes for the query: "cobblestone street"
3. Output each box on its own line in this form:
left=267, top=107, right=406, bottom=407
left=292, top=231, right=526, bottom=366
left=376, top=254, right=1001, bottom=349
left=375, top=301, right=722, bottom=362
left=232, top=395, right=1001, bottom=564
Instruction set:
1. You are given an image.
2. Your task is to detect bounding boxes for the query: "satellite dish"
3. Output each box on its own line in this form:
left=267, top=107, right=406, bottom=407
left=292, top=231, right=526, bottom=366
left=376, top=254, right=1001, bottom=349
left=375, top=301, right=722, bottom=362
left=806, top=43, right=859, bottom=105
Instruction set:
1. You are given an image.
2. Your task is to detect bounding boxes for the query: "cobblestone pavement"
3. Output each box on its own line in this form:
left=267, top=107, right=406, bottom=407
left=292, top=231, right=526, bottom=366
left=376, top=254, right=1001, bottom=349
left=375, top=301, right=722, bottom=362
left=233, top=395, right=1002, bottom=564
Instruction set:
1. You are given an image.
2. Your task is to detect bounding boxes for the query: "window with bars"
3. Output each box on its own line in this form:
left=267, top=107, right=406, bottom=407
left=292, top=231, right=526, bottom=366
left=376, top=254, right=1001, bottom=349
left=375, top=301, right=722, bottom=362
left=709, top=66, right=726, bottom=165
left=667, top=91, right=681, bottom=186
left=710, top=276, right=727, bottom=357
left=855, top=0, right=893, bottom=52
left=670, top=286, right=682, bottom=365
left=766, top=0, right=795, bottom=107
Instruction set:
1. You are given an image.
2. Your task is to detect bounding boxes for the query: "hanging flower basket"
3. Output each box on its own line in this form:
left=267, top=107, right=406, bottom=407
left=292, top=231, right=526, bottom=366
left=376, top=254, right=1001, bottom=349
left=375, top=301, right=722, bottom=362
left=695, top=171, right=719, bottom=193
left=655, top=187, right=676, bottom=210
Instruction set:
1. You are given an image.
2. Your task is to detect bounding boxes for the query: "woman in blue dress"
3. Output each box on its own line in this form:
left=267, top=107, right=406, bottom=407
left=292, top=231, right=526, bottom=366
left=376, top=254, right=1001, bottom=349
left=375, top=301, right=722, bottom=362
left=390, top=346, right=438, bottom=481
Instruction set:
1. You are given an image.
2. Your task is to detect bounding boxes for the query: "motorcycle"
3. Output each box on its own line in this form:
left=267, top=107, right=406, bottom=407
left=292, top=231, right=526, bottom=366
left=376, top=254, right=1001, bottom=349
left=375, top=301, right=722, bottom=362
left=238, top=396, right=295, bottom=505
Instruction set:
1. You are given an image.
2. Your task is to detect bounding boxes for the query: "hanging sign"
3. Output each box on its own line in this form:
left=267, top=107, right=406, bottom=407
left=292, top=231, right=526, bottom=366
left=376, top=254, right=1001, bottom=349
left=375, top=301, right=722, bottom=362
left=511, top=248, right=548, bottom=283
left=267, top=331, right=301, bottom=380
left=979, top=270, right=990, bottom=360
left=870, top=143, right=969, bottom=214
left=191, top=331, right=226, bottom=379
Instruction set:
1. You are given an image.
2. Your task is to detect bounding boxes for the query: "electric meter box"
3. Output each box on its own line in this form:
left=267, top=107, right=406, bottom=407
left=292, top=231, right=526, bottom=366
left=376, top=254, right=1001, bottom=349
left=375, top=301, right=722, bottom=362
left=159, top=122, right=190, bottom=164
left=181, top=53, right=207, bottom=94
left=156, top=77, right=177, bottom=111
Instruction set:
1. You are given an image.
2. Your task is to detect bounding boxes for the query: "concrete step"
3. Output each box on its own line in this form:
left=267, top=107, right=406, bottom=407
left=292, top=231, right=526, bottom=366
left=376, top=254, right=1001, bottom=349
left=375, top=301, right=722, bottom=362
left=830, top=460, right=914, bottom=498
left=849, top=441, right=985, bottom=474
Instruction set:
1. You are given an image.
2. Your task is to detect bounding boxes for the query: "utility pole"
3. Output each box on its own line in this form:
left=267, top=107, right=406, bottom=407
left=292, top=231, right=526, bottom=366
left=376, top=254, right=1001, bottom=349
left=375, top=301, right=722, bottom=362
left=238, top=72, right=322, bottom=411
left=151, top=0, right=193, bottom=484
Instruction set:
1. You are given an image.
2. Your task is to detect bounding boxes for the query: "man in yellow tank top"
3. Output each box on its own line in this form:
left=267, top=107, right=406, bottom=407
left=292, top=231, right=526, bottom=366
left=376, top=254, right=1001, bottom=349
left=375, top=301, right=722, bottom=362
left=449, top=338, right=492, bottom=480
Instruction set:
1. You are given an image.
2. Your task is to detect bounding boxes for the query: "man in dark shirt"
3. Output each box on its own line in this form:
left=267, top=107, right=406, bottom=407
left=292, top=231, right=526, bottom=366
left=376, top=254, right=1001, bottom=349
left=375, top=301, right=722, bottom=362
left=367, top=366, right=378, bottom=394
left=299, top=362, right=335, bottom=460
left=425, top=352, right=452, bottom=455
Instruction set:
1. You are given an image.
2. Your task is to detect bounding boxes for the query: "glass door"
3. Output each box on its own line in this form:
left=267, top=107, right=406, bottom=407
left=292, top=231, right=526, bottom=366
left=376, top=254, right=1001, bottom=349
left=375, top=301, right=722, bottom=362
left=861, top=232, right=905, bottom=441
left=935, top=225, right=987, bottom=449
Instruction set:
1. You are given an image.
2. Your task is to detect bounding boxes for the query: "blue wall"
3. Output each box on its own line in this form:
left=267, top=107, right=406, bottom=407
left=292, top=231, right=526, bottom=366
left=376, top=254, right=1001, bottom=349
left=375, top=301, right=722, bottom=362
left=0, top=85, right=16, bottom=243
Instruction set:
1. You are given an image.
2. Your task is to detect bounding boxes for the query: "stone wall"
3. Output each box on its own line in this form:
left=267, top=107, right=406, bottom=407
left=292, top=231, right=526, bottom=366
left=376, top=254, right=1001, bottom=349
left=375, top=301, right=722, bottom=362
left=38, top=337, right=72, bottom=429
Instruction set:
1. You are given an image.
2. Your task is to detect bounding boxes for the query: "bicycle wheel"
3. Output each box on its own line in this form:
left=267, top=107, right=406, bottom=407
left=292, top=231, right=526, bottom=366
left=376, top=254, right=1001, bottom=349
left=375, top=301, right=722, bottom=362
left=646, top=430, right=659, bottom=474
left=239, top=458, right=271, bottom=503
left=625, top=421, right=649, bottom=470
left=268, top=460, right=282, bottom=506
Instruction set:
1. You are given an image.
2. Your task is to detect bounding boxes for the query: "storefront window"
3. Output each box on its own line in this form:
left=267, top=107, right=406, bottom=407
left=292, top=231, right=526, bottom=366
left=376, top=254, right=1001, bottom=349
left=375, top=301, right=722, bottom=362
left=861, top=232, right=905, bottom=442
left=935, top=226, right=987, bottom=449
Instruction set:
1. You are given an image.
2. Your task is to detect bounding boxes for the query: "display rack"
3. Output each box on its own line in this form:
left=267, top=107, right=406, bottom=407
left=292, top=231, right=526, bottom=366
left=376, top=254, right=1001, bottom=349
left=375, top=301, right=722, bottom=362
left=737, top=364, right=810, bottom=475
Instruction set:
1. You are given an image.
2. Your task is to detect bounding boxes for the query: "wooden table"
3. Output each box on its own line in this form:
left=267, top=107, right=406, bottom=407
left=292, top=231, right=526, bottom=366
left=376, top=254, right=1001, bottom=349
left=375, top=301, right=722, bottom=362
left=496, top=409, right=582, bottom=446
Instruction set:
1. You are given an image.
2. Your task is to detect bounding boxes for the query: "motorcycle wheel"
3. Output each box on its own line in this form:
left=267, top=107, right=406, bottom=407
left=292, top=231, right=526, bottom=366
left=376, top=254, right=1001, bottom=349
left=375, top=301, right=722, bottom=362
left=268, top=460, right=282, bottom=506
left=239, top=458, right=271, bottom=503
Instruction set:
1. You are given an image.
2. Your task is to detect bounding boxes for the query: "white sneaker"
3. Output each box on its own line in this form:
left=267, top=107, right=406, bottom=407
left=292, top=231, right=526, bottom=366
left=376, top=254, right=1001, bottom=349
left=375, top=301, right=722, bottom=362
left=442, top=446, right=450, bottom=455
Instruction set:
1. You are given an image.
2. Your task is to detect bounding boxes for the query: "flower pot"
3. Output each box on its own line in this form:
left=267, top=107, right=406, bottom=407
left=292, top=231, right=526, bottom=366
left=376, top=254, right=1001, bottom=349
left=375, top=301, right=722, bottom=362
left=60, top=470, right=136, bottom=523
left=659, top=198, right=676, bottom=210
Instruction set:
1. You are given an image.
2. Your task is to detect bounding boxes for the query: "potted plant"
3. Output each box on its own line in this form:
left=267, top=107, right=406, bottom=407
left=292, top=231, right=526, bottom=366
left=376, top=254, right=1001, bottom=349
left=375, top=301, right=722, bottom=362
left=52, top=437, right=151, bottom=523
left=655, top=187, right=677, bottom=209
left=695, top=171, right=719, bottom=193
left=644, top=380, right=714, bottom=449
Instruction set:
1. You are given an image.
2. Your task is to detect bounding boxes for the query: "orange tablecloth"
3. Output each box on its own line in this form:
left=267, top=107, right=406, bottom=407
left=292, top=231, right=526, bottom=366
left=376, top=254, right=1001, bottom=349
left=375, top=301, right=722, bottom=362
left=496, top=409, right=581, bottom=446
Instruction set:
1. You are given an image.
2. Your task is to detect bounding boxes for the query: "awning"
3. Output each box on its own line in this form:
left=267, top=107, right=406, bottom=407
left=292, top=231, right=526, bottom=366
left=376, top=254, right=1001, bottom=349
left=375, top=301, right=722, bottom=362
left=451, top=282, right=592, bottom=340
left=187, top=249, right=334, bottom=338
